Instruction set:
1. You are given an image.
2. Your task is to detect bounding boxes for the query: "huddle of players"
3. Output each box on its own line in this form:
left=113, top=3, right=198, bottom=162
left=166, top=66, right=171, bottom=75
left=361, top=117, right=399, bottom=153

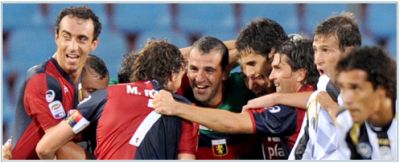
left=3, top=5, right=396, bottom=160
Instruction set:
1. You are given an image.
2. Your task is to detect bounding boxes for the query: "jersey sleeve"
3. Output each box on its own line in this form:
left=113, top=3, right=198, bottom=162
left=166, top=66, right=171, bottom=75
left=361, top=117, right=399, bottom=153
left=178, top=120, right=199, bottom=155
left=172, top=93, right=198, bottom=155
left=24, top=74, right=65, bottom=130
left=246, top=105, right=297, bottom=136
left=77, top=89, right=108, bottom=122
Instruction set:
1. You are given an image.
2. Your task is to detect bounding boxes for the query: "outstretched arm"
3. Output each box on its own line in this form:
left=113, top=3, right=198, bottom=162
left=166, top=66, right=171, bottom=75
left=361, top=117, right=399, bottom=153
left=243, top=91, right=313, bottom=111
left=153, top=90, right=254, bottom=134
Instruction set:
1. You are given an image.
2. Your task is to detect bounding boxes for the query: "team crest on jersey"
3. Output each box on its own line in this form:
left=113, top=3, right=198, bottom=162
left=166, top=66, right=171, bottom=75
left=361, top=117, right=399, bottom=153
left=48, top=100, right=66, bottom=119
left=212, top=139, right=228, bottom=156
left=357, top=142, right=372, bottom=159
left=45, top=90, right=55, bottom=102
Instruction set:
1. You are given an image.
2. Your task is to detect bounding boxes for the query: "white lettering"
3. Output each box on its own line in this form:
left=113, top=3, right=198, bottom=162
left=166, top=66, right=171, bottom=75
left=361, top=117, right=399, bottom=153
left=144, top=89, right=156, bottom=98
left=127, top=85, right=139, bottom=95
left=267, top=144, right=285, bottom=159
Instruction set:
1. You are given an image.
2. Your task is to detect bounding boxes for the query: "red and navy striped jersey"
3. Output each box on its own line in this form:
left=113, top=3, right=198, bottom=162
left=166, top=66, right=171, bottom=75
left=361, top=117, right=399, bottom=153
left=12, top=58, right=78, bottom=159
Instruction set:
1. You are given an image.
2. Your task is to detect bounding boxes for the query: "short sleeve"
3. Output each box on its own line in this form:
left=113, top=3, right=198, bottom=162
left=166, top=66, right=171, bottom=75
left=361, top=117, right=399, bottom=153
left=25, top=74, right=65, bottom=130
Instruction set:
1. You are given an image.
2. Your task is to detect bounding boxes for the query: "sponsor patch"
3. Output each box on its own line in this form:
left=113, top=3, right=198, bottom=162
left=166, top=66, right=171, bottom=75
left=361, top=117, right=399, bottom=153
left=268, top=106, right=281, bottom=113
left=212, top=139, right=228, bottom=156
left=356, top=142, right=372, bottom=159
left=48, top=100, right=66, bottom=119
left=45, top=90, right=55, bottom=103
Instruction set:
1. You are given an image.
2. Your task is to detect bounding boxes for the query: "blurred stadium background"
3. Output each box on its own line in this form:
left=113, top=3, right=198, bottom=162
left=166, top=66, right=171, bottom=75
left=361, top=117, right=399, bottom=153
left=1, top=3, right=397, bottom=141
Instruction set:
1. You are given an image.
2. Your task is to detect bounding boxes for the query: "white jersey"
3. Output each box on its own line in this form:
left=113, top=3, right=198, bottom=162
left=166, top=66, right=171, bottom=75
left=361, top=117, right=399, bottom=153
left=289, top=75, right=341, bottom=160
left=336, top=110, right=398, bottom=160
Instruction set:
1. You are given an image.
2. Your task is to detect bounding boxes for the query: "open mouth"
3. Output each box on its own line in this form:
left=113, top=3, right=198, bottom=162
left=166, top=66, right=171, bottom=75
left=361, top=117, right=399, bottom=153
left=194, top=84, right=209, bottom=94
left=317, top=68, right=325, bottom=75
left=67, top=54, right=79, bottom=59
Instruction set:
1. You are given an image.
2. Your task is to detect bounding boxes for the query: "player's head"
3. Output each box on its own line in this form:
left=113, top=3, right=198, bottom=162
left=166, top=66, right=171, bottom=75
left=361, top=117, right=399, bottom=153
left=336, top=46, right=396, bottom=123
left=270, top=35, right=319, bottom=93
left=187, top=36, right=228, bottom=106
left=131, top=39, right=186, bottom=92
left=236, top=17, right=289, bottom=96
left=54, top=6, right=101, bottom=75
left=313, top=12, right=361, bottom=80
left=118, top=51, right=139, bottom=83
left=80, top=54, right=109, bottom=100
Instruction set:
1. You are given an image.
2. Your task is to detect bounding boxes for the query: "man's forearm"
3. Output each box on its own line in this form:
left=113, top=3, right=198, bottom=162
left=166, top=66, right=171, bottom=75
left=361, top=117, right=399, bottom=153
left=274, top=92, right=312, bottom=109
left=36, top=121, right=76, bottom=159
left=55, top=142, right=87, bottom=160
left=174, top=102, right=253, bottom=134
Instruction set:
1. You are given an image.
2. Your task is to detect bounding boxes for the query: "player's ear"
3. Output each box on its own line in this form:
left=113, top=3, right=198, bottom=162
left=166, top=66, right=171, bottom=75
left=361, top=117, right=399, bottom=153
left=296, top=68, right=307, bottom=83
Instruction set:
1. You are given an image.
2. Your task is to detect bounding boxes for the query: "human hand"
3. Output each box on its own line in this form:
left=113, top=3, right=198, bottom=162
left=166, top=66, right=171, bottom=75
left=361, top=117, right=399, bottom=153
left=2, top=138, right=12, bottom=160
left=317, top=91, right=339, bottom=120
left=152, top=90, right=178, bottom=115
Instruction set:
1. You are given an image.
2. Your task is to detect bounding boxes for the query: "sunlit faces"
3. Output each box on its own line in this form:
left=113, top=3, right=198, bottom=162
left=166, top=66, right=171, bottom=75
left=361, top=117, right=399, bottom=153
left=81, top=67, right=109, bottom=99
left=187, top=48, right=225, bottom=106
left=239, top=51, right=274, bottom=96
left=337, top=69, right=381, bottom=123
left=269, top=54, right=304, bottom=93
left=55, top=15, right=98, bottom=75
left=313, top=35, right=344, bottom=80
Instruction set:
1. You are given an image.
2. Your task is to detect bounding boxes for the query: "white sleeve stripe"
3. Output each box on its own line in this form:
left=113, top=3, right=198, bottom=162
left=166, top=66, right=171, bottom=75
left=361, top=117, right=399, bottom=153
left=129, top=111, right=162, bottom=147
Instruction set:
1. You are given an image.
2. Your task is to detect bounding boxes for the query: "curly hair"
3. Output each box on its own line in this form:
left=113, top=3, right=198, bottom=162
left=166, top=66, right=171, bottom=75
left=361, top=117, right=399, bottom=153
left=336, top=46, right=396, bottom=100
left=236, top=17, right=288, bottom=59
left=314, top=12, right=361, bottom=51
left=118, top=51, right=139, bottom=83
left=276, top=36, right=319, bottom=85
left=130, top=39, right=185, bottom=88
left=55, top=6, right=102, bottom=40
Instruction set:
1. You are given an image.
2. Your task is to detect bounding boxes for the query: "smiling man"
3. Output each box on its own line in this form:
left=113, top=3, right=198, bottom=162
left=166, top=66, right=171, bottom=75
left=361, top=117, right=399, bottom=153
left=181, top=36, right=261, bottom=159
left=153, top=37, right=319, bottom=159
left=11, top=6, right=101, bottom=159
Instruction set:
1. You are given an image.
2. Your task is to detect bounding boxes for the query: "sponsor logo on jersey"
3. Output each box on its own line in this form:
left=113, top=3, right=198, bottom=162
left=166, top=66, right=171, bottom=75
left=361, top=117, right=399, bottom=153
left=265, top=137, right=286, bottom=159
left=357, top=142, right=372, bottom=159
left=48, top=100, right=66, bottom=119
left=268, top=106, right=281, bottom=113
left=212, top=139, right=228, bottom=156
left=45, top=90, right=55, bottom=103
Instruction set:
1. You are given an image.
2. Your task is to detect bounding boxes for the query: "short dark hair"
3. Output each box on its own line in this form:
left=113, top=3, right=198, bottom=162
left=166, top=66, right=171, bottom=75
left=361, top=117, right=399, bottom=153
left=314, top=12, right=361, bottom=51
left=131, top=39, right=185, bottom=88
left=55, top=6, right=102, bottom=40
left=191, top=36, right=229, bottom=70
left=83, top=54, right=108, bottom=80
left=236, top=17, right=288, bottom=59
left=276, top=36, right=319, bottom=85
left=118, top=51, right=139, bottom=83
left=336, top=46, right=396, bottom=100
